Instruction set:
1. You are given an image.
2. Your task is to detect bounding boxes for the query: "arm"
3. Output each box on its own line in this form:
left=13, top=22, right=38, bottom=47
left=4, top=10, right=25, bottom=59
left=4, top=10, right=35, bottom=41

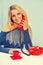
left=24, top=29, right=32, bottom=50
left=0, top=32, right=10, bottom=53
left=0, top=47, right=9, bottom=53
left=22, top=19, right=32, bottom=49
left=0, top=32, right=15, bottom=54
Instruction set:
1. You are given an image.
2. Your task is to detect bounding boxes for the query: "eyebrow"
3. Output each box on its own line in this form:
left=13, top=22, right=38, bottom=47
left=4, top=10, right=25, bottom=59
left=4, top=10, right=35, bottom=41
left=12, top=15, right=16, bottom=17
left=12, top=12, right=21, bottom=17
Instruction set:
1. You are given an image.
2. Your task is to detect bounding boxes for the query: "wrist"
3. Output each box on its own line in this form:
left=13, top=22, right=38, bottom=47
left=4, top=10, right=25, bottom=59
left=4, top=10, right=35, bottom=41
left=23, top=25, right=28, bottom=30
left=23, top=29, right=28, bottom=32
left=23, top=27, right=28, bottom=30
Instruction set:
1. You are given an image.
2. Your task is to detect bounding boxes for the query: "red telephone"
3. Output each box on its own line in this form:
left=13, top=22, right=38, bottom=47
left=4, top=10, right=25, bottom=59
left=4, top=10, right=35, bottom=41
left=28, top=46, right=43, bottom=56
left=17, top=15, right=25, bottom=30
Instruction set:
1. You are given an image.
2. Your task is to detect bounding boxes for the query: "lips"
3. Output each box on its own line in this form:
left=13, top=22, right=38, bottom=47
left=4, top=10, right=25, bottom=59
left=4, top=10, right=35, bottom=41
left=15, top=18, right=22, bottom=24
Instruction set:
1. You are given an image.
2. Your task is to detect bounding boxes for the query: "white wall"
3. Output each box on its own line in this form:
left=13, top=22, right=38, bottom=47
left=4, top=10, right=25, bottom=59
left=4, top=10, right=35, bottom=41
left=0, top=0, right=43, bottom=46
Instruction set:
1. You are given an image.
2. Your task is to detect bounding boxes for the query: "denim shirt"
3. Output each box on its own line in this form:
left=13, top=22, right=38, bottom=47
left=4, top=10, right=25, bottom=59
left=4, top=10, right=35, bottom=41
left=0, top=28, right=32, bottom=53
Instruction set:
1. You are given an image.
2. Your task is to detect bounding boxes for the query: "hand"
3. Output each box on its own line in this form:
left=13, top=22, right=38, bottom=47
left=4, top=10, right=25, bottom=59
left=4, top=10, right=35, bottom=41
left=8, top=49, right=15, bottom=54
left=21, top=20, right=28, bottom=30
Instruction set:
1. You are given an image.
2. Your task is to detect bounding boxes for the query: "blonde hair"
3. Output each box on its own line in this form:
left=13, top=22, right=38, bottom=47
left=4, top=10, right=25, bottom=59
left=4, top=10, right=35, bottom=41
left=8, top=4, right=28, bottom=23
left=8, top=4, right=32, bottom=39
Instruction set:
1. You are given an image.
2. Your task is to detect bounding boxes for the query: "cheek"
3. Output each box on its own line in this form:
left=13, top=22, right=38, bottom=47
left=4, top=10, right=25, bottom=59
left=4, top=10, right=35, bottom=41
left=18, top=15, right=22, bottom=20
left=12, top=17, right=15, bottom=21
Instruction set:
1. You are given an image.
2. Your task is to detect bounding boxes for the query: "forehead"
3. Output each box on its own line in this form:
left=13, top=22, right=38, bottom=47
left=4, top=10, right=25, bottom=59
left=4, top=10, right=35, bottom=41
left=11, top=9, right=20, bottom=15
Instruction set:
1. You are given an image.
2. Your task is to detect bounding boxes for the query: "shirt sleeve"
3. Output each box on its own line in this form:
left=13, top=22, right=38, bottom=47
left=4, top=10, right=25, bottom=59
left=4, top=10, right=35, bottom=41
left=23, top=29, right=32, bottom=49
left=0, top=32, right=10, bottom=53
left=0, top=47, right=10, bottom=53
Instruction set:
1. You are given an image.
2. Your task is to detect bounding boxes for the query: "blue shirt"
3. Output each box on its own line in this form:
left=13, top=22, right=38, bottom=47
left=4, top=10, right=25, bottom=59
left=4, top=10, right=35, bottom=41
left=0, top=28, right=32, bottom=53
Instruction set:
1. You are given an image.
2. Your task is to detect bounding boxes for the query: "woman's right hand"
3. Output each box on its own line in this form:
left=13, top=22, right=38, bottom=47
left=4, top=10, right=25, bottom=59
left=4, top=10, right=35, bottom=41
left=8, top=49, right=15, bottom=54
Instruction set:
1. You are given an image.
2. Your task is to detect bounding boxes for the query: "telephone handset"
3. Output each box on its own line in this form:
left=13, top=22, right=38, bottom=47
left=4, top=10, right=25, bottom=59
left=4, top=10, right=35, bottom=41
left=22, top=15, right=26, bottom=21
left=17, top=15, right=25, bottom=30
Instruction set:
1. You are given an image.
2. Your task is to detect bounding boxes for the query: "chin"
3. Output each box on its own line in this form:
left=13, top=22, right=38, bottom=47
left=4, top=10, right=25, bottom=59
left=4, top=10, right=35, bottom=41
left=17, top=21, right=21, bottom=24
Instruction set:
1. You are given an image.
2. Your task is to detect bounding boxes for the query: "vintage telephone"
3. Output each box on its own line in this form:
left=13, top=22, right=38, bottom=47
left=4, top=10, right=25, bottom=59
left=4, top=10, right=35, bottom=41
left=28, top=46, right=43, bottom=56
left=10, top=46, right=43, bottom=60
left=10, top=15, right=43, bottom=60
left=17, top=15, right=43, bottom=56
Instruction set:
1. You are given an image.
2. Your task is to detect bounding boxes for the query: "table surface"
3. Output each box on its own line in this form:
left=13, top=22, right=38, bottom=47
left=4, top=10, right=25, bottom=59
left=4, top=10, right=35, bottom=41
left=0, top=49, right=43, bottom=65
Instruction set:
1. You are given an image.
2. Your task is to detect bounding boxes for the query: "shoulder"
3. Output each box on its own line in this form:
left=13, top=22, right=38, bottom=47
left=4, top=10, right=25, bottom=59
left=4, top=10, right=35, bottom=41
left=2, top=24, right=10, bottom=32
left=0, top=31, right=4, bottom=40
left=0, top=31, right=6, bottom=36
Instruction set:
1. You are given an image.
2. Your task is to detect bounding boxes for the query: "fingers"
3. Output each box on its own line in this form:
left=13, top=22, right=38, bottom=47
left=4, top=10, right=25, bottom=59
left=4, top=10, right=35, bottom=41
left=8, top=49, right=15, bottom=54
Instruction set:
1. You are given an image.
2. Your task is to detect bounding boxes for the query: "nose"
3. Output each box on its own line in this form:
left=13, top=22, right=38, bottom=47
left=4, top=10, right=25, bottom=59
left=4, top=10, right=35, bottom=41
left=15, top=15, right=18, bottom=20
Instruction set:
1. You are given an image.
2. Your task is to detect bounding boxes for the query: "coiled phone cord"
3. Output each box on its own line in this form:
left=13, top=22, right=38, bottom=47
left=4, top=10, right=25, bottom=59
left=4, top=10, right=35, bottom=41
left=20, top=30, right=31, bottom=56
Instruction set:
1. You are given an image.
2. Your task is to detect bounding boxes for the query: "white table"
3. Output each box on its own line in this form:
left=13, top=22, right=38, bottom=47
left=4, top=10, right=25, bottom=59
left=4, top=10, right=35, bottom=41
left=0, top=49, right=43, bottom=65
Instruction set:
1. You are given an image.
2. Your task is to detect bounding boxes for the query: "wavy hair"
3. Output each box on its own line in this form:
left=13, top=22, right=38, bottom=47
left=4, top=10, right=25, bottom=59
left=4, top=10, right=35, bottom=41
left=7, top=4, right=32, bottom=39
left=8, top=4, right=28, bottom=24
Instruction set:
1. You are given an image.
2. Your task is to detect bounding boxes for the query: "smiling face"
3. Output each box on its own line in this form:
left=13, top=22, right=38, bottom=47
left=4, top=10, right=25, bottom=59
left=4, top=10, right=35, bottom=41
left=11, top=9, right=22, bottom=24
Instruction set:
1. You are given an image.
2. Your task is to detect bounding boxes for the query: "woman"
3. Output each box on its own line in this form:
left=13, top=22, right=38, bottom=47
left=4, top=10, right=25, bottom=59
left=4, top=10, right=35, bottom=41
left=0, top=4, right=32, bottom=54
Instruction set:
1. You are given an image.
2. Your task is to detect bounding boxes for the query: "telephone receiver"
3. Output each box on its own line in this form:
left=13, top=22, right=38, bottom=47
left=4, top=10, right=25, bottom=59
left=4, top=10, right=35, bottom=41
left=17, top=15, right=25, bottom=30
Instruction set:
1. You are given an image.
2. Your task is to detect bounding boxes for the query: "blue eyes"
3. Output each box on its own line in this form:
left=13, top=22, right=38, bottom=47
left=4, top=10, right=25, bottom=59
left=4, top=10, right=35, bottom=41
left=12, top=13, right=21, bottom=17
